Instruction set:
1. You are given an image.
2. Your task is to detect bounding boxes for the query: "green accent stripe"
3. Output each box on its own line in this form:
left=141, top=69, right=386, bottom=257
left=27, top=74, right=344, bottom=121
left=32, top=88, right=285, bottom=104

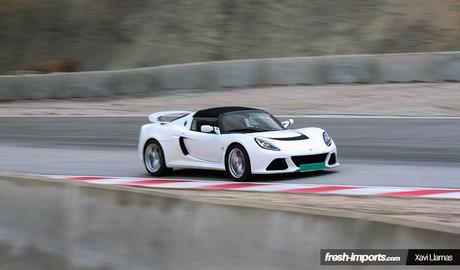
left=300, top=162, right=326, bottom=172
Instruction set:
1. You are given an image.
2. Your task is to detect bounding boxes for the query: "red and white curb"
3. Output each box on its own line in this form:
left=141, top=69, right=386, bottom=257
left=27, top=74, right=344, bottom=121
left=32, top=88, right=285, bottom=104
left=44, top=175, right=460, bottom=199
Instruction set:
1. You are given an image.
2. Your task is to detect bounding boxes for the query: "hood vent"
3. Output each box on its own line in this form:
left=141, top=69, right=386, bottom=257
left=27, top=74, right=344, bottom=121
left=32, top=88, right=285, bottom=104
left=268, top=134, right=309, bottom=141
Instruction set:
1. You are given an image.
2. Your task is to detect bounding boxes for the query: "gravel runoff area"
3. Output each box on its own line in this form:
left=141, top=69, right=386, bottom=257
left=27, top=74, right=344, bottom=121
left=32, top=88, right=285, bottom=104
left=0, top=83, right=459, bottom=116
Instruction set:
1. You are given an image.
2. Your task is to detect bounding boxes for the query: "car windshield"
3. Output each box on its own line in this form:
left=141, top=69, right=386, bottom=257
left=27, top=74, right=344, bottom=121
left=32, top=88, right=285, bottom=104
left=221, top=110, right=284, bottom=133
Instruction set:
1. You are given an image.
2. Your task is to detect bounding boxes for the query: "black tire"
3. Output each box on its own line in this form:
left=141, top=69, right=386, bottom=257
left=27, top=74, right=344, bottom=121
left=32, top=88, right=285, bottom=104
left=143, top=140, right=172, bottom=176
left=225, top=144, right=252, bottom=181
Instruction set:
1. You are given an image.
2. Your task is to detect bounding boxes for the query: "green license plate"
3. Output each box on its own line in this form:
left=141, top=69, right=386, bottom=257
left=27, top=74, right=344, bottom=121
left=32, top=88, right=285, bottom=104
left=300, top=162, right=326, bottom=172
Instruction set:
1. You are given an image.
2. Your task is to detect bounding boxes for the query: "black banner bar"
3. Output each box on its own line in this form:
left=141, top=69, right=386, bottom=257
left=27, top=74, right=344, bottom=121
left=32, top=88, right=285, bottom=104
left=321, top=249, right=460, bottom=265
left=406, top=249, right=460, bottom=265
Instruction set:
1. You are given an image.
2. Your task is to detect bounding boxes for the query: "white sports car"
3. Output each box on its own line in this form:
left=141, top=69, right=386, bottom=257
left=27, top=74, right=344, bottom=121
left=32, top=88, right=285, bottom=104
left=138, top=107, right=339, bottom=181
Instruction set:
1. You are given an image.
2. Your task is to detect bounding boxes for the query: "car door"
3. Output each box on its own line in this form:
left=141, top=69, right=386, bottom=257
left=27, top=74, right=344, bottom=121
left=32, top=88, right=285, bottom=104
left=181, top=130, right=224, bottom=163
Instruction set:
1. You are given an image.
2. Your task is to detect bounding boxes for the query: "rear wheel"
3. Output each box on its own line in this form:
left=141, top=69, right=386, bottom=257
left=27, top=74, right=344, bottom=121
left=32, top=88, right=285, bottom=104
left=225, top=144, right=251, bottom=181
left=143, top=140, right=172, bottom=176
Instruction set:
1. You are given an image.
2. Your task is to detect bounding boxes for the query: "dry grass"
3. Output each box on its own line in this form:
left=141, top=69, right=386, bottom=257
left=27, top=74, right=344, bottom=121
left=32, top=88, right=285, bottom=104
left=0, top=0, right=459, bottom=73
left=0, top=0, right=49, bottom=13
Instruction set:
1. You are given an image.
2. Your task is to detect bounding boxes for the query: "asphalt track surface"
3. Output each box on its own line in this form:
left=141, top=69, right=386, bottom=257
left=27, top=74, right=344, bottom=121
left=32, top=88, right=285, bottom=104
left=1, top=117, right=460, bottom=188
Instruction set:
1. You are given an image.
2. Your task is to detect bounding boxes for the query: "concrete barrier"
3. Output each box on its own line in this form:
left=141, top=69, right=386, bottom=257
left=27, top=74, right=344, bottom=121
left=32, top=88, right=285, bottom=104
left=375, top=53, right=442, bottom=83
left=1, top=176, right=459, bottom=270
left=0, top=52, right=459, bottom=101
left=270, top=57, right=325, bottom=85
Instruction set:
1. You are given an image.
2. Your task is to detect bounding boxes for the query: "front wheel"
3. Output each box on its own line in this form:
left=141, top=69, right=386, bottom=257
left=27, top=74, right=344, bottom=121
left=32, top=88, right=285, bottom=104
left=225, top=145, right=251, bottom=181
left=144, top=140, right=172, bottom=176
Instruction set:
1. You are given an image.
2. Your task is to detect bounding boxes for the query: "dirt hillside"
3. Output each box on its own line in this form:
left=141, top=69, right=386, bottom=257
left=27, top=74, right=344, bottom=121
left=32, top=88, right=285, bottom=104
left=0, top=0, right=459, bottom=74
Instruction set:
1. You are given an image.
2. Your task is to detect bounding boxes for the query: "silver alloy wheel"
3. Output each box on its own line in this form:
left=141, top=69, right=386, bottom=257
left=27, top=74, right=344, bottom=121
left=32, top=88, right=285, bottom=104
left=144, top=143, right=162, bottom=173
left=228, top=148, right=245, bottom=178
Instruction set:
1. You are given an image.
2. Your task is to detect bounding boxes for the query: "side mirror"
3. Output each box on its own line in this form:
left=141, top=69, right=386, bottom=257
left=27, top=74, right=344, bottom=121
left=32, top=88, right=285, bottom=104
left=200, top=125, right=214, bottom=133
left=281, top=119, right=294, bottom=128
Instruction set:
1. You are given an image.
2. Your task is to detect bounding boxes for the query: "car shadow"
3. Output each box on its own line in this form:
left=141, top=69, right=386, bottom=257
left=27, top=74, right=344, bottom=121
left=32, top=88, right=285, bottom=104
left=164, top=168, right=339, bottom=183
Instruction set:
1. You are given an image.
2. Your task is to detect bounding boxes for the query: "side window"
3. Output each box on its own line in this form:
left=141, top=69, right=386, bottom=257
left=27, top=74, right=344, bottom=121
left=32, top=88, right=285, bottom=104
left=191, top=117, right=218, bottom=133
left=191, top=119, right=199, bottom=131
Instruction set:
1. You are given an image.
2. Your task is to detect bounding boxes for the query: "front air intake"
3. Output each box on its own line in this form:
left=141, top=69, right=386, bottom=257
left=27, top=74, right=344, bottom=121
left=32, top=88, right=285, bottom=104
left=291, top=153, right=328, bottom=167
left=266, top=158, right=288, bottom=171
left=328, top=153, right=337, bottom=165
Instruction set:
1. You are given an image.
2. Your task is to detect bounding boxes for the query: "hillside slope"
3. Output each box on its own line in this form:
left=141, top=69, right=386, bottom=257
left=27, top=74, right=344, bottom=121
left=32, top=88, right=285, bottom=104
left=0, top=0, right=459, bottom=74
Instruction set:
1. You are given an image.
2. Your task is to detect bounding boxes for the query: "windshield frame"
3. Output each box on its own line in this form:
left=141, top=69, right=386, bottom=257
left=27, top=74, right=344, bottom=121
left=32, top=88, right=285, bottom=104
left=218, top=110, right=285, bottom=134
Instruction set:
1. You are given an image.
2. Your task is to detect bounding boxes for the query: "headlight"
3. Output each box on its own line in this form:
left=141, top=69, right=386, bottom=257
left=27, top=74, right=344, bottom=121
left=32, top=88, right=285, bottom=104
left=323, top=131, right=332, bottom=146
left=254, top=138, right=280, bottom=151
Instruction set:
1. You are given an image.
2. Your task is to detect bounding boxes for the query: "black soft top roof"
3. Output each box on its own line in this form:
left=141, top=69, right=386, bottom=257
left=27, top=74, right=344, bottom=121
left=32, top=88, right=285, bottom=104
left=194, top=106, right=259, bottom=118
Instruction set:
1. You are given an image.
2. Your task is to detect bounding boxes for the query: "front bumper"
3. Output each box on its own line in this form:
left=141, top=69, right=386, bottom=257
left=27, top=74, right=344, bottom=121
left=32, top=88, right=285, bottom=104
left=250, top=145, right=339, bottom=174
